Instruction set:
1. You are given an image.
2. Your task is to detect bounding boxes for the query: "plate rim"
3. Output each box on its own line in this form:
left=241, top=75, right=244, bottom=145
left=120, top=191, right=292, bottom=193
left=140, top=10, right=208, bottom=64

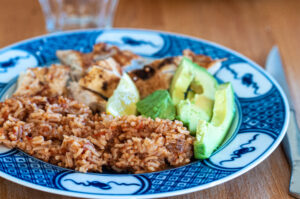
left=0, top=28, right=290, bottom=199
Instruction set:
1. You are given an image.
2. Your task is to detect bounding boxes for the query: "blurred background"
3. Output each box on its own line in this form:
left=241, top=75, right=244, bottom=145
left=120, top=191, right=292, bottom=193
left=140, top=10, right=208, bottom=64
left=0, top=0, right=299, bottom=70
left=0, top=0, right=299, bottom=198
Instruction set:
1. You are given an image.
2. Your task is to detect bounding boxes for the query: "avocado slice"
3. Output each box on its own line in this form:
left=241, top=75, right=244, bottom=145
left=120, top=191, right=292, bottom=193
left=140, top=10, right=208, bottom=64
left=170, top=57, right=218, bottom=106
left=170, top=57, right=218, bottom=134
left=194, top=83, right=235, bottom=159
left=176, top=99, right=210, bottom=135
left=170, top=58, right=195, bottom=105
left=187, top=59, right=218, bottom=119
left=136, top=90, right=176, bottom=120
left=190, top=67, right=218, bottom=100
left=187, top=93, right=214, bottom=121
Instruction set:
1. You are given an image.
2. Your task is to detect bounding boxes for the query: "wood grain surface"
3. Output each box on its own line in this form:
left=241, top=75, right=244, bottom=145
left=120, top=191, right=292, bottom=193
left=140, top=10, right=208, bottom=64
left=0, top=0, right=298, bottom=198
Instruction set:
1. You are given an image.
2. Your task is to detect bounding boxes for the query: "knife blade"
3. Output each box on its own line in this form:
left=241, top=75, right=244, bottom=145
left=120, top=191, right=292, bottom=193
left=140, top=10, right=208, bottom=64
left=266, top=46, right=300, bottom=198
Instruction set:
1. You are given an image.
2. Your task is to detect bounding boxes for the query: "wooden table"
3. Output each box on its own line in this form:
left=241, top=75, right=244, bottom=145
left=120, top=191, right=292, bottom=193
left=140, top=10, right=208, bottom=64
left=0, top=0, right=298, bottom=198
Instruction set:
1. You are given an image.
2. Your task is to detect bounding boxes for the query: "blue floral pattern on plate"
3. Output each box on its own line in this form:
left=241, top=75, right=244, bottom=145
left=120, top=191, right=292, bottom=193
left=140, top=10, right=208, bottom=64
left=0, top=29, right=289, bottom=198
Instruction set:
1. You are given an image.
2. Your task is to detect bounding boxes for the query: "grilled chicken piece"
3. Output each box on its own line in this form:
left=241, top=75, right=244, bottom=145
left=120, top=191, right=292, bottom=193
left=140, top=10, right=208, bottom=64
left=56, top=50, right=91, bottom=80
left=93, top=57, right=122, bottom=77
left=79, top=65, right=121, bottom=98
left=129, top=53, right=224, bottom=99
left=56, top=43, right=139, bottom=80
left=129, top=57, right=181, bottom=99
left=93, top=43, right=140, bottom=66
left=183, top=49, right=224, bottom=69
left=14, top=65, right=70, bottom=97
left=67, top=81, right=107, bottom=112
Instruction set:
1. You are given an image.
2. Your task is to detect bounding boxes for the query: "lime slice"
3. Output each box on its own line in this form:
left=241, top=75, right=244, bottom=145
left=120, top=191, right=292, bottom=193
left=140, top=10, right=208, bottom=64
left=106, top=73, right=140, bottom=116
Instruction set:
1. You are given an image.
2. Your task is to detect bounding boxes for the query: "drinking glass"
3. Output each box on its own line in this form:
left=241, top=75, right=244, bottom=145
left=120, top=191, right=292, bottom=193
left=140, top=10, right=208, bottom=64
left=39, top=0, right=119, bottom=32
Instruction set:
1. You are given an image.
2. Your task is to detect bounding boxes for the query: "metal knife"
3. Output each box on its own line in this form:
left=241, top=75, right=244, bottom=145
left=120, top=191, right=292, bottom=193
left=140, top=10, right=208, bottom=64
left=266, top=46, right=300, bottom=198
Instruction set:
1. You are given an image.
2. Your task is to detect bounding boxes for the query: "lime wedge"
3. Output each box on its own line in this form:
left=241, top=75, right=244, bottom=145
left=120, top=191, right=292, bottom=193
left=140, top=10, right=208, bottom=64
left=106, top=73, right=140, bottom=116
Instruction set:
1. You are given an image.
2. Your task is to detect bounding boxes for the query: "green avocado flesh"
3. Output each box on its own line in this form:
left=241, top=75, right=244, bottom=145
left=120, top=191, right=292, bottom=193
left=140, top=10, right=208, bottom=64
left=136, top=90, right=176, bottom=120
left=170, top=57, right=218, bottom=134
left=190, top=68, right=218, bottom=100
left=170, top=57, right=218, bottom=105
left=187, top=93, right=214, bottom=121
left=170, top=58, right=194, bottom=105
left=176, top=100, right=210, bottom=135
left=194, top=83, right=235, bottom=159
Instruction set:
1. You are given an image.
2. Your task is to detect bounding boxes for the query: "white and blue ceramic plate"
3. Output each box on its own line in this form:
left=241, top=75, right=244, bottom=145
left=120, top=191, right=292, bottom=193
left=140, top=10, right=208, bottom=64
left=0, top=29, right=289, bottom=198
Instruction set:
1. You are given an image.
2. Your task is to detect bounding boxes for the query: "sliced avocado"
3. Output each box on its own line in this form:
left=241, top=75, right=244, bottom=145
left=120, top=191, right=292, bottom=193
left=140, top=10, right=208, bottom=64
left=137, top=90, right=176, bottom=120
left=176, top=100, right=210, bottom=135
left=192, top=94, right=214, bottom=120
left=170, top=58, right=195, bottom=105
left=188, top=58, right=218, bottom=119
left=190, top=64, right=218, bottom=100
left=194, top=121, right=218, bottom=159
left=176, top=100, right=192, bottom=127
left=186, top=90, right=196, bottom=99
left=171, top=57, right=218, bottom=134
left=170, top=57, right=218, bottom=106
left=194, top=83, right=235, bottom=159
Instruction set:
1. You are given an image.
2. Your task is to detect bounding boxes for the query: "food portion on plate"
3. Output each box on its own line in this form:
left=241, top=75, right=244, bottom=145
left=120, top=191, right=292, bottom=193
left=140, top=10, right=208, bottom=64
left=0, top=42, right=235, bottom=174
left=0, top=96, right=193, bottom=173
left=14, top=65, right=70, bottom=97
left=56, top=43, right=139, bottom=80
left=128, top=49, right=223, bottom=99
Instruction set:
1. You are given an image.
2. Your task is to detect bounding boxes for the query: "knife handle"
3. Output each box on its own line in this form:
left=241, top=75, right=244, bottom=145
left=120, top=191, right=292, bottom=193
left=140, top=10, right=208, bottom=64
left=282, top=109, right=300, bottom=198
left=283, top=109, right=300, bottom=164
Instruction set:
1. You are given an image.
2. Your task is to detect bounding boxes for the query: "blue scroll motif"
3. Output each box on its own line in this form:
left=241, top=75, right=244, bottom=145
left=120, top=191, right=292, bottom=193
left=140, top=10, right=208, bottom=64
left=224, top=65, right=260, bottom=94
left=219, top=134, right=259, bottom=165
left=64, top=179, right=140, bottom=190
left=121, top=36, right=159, bottom=47
left=0, top=55, right=30, bottom=73
left=105, top=36, right=159, bottom=48
left=241, top=73, right=259, bottom=94
left=224, top=64, right=239, bottom=79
